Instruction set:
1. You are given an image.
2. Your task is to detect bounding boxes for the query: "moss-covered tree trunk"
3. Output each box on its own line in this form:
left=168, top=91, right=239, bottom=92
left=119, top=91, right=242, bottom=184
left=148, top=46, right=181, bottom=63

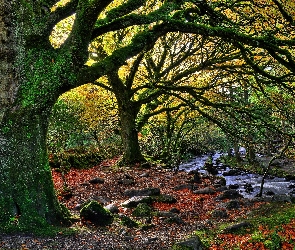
left=0, top=110, right=69, bottom=228
left=108, top=71, right=145, bottom=165
left=118, top=102, right=145, bottom=165
left=0, top=0, right=72, bottom=229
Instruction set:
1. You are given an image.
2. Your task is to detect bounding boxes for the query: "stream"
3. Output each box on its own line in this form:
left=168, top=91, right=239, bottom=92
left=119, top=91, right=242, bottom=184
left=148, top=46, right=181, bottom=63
left=178, top=152, right=295, bottom=198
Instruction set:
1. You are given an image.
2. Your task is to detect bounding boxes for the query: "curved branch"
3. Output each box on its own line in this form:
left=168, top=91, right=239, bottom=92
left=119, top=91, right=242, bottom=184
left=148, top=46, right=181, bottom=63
left=47, top=0, right=79, bottom=31
left=77, top=24, right=168, bottom=85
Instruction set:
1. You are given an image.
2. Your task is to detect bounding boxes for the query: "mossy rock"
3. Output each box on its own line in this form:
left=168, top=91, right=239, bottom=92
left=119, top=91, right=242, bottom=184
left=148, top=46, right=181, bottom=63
left=173, top=236, right=204, bottom=250
left=120, top=215, right=138, bottom=228
left=80, top=201, right=113, bottom=226
left=154, top=194, right=177, bottom=203
left=49, top=148, right=102, bottom=169
left=132, top=203, right=153, bottom=218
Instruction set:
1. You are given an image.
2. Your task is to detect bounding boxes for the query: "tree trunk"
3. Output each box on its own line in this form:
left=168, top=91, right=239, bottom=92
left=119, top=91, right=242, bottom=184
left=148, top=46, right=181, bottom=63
left=109, top=72, right=145, bottom=165
left=0, top=1, right=71, bottom=229
left=0, top=111, right=70, bottom=227
left=118, top=104, right=145, bottom=165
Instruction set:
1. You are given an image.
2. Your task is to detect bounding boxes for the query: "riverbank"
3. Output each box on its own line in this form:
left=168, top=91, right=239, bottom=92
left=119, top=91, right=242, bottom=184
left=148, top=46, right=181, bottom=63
left=1, top=157, right=295, bottom=249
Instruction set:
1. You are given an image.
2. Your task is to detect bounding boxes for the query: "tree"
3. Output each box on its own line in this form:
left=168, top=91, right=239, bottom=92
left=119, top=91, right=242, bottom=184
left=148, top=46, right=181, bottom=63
left=92, top=32, right=242, bottom=164
left=0, top=0, right=181, bottom=229
left=1, top=0, right=295, bottom=230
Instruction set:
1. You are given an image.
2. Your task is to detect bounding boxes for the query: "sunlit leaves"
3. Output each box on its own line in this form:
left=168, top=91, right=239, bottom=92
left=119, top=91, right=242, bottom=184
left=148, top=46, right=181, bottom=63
left=50, top=14, right=75, bottom=48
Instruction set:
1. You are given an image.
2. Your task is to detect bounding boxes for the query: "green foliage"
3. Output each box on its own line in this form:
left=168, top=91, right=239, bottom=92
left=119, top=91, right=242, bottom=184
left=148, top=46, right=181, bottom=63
left=48, top=84, right=122, bottom=166
left=140, top=112, right=228, bottom=167
left=49, top=147, right=102, bottom=169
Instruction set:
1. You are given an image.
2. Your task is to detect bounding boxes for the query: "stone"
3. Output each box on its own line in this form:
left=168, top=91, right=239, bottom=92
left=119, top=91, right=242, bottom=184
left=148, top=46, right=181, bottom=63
left=205, top=162, right=218, bottom=175
left=132, top=203, right=153, bottom=218
left=124, top=187, right=160, bottom=197
left=119, top=214, right=138, bottom=228
left=244, top=183, right=254, bottom=193
left=104, top=203, right=119, bottom=214
left=91, top=196, right=111, bottom=205
left=215, top=177, right=226, bottom=186
left=216, top=189, right=243, bottom=200
left=265, top=190, right=275, bottom=196
left=154, top=194, right=177, bottom=203
left=285, top=175, right=295, bottom=181
left=193, top=187, right=216, bottom=195
left=164, top=216, right=184, bottom=224
left=140, top=172, right=149, bottom=177
left=89, top=177, right=105, bottom=184
left=223, top=222, right=252, bottom=233
left=272, top=194, right=292, bottom=203
left=80, top=201, right=113, bottom=226
left=211, top=209, right=228, bottom=219
left=223, top=169, right=241, bottom=176
left=157, top=211, right=179, bottom=218
left=229, top=184, right=239, bottom=189
left=173, top=184, right=194, bottom=191
left=121, top=196, right=152, bottom=208
left=188, top=171, right=202, bottom=183
left=225, top=200, right=240, bottom=210
left=170, top=207, right=180, bottom=214
left=118, top=179, right=135, bottom=185
left=173, top=236, right=204, bottom=250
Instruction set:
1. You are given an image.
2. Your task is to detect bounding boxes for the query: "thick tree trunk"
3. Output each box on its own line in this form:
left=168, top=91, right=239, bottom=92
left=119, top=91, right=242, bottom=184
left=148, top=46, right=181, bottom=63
left=0, top=1, right=71, bottom=229
left=0, top=111, right=69, bottom=227
left=118, top=103, right=145, bottom=165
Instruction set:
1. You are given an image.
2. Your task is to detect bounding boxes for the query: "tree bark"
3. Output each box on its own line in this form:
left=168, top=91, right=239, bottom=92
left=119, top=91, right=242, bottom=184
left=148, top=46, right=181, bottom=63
left=118, top=104, right=145, bottom=164
left=108, top=71, right=145, bottom=165
left=0, top=111, right=70, bottom=227
left=0, top=0, right=71, bottom=228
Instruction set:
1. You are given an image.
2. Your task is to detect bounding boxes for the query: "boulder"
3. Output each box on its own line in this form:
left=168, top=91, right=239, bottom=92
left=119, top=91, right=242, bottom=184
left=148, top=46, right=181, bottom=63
left=193, top=187, right=216, bottom=195
left=89, top=177, right=105, bottom=184
left=121, top=196, right=152, bottom=208
left=104, top=203, right=119, bottom=214
left=173, top=236, right=204, bottom=250
left=216, top=189, right=243, bottom=200
left=124, top=187, right=160, bottom=197
left=211, top=209, right=228, bottom=219
left=223, top=221, right=252, bottom=233
left=80, top=201, right=113, bottom=226
left=132, top=203, right=153, bottom=218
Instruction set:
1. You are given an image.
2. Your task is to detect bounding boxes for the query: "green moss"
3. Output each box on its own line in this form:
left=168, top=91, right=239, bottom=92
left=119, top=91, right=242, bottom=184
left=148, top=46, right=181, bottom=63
left=172, top=245, right=193, bottom=250
left=19, top=48, right=76, bottom=109
left=120, top=215, right=138, bottom=228
left=80, top=201, right=113, bottom=226
left=132, top=203, right=153, bottom=218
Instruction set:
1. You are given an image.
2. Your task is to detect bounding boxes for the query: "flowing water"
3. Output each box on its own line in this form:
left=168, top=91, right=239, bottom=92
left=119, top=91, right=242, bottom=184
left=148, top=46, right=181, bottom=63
left=178, top=152, right=295, bottom=198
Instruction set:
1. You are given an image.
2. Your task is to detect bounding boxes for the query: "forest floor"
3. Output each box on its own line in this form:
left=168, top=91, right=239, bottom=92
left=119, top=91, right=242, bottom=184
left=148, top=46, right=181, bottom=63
left=1, top=157, right=295, bottom=249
